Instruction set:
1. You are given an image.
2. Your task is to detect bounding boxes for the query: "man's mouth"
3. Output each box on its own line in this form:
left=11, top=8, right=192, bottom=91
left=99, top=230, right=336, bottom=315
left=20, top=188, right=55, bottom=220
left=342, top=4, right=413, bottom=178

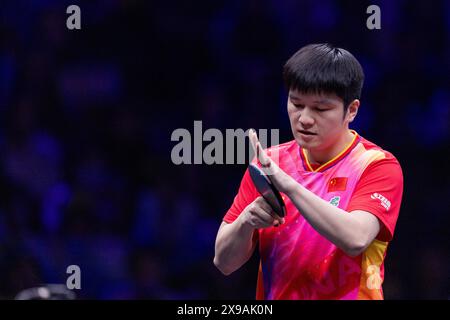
left=298, top=130, right=316, bottom=135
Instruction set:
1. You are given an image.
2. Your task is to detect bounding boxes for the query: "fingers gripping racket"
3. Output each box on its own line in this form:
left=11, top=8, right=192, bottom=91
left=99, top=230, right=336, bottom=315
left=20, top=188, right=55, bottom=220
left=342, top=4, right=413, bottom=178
left=248, top=164, right=286, bottom=217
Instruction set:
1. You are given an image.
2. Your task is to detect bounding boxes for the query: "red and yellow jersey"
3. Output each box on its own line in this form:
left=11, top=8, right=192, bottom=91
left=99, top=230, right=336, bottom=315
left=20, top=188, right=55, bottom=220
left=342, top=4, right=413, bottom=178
left=223, top=130, right=403, bottom=300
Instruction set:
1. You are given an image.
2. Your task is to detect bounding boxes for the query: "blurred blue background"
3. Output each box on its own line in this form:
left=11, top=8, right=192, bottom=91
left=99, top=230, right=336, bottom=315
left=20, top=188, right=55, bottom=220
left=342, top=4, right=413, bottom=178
left=0, top=0, right=449, bottom=299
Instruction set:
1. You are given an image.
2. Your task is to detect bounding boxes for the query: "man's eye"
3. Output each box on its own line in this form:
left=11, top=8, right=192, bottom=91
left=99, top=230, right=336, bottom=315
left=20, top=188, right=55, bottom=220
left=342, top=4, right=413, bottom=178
left=316, top=108, right=327, bottom=112
left=294, top=104, right=304, bottom=109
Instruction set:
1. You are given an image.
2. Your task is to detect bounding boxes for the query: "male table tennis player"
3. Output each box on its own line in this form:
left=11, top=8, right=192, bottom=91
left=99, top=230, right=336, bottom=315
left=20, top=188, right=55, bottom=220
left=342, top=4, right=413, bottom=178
left=214, top=44, right=403, bottom=299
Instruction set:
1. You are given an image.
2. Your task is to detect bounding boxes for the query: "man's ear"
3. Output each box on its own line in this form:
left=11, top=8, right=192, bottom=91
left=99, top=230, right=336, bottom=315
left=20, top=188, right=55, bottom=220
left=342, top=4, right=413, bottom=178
left=346, top=99, right=360, bottom=123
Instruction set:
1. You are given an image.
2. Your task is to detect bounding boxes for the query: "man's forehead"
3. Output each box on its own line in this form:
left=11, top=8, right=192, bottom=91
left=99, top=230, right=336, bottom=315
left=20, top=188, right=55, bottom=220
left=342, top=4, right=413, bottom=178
left=288, top=90, right=342, bottom=104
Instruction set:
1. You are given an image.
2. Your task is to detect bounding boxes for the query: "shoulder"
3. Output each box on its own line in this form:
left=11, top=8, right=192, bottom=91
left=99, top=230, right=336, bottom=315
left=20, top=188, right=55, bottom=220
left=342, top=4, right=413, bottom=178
left=266, top=139, right=298, bottom=153
left=264, top=140, right=299, bottom=158
left=263, top=140, right=300, bottom=167
left=358, top=135, right=402, bottom=169
left=357, top=135, right=403, bottom=180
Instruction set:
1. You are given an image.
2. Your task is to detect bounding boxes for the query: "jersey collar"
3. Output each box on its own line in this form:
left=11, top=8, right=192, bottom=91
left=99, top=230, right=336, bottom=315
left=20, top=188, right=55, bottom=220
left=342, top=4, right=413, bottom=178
left=299, top=130, right=360, bottom=173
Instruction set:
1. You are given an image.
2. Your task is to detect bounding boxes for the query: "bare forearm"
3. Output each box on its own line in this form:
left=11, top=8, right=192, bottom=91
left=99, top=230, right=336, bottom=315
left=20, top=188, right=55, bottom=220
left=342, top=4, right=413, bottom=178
left=214, top=217, right=257, bottom=275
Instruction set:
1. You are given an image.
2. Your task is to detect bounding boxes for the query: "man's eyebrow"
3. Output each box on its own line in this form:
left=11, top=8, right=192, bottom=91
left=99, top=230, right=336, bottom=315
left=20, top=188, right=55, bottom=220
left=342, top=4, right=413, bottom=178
left=313, top=99, right=334, bottom=105
left=289, top=94, right=302, bottom=101
left=289, top=96, right=336, bottom=106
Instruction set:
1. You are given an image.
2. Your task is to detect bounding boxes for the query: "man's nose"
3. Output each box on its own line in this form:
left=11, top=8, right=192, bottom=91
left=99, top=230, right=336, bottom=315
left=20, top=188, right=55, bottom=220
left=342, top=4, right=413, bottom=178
left=299, top=109, right=315, bottom=127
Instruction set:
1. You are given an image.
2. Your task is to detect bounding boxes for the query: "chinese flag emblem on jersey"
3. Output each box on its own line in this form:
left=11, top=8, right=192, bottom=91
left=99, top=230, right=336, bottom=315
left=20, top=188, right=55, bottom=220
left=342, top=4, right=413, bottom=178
left=328, top=177, right=348, bottom=192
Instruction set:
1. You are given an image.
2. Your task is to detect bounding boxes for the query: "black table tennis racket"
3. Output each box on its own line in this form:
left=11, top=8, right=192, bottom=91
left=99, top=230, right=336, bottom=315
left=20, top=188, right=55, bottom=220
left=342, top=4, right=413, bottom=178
left=248, top=163, right=286, bottom=217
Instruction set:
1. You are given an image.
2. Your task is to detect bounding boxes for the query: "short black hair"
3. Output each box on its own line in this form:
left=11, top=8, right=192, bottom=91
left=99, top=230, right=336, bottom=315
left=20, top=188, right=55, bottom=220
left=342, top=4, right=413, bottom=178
left=283, top=43, right=364, bottom=112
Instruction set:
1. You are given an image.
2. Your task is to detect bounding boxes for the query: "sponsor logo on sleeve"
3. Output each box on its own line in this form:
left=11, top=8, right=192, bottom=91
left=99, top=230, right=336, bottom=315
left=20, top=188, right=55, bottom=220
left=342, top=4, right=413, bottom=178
left=370, top=193, right=391, bottom=211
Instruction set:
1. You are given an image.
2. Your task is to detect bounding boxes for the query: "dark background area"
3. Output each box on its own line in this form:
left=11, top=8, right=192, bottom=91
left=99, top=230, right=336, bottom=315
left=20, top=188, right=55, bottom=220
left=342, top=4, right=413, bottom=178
left=0, top=0, right=449, bottom=299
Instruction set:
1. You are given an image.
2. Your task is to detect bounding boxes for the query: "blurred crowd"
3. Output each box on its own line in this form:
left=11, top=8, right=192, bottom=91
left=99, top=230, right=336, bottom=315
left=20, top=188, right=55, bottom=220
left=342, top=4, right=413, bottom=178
left=0, top=0, right=449, bottom=299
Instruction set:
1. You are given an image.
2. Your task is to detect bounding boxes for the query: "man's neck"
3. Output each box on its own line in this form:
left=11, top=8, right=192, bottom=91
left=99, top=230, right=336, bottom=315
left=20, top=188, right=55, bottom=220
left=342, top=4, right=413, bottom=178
left=306, top=130, right=355, bottom=165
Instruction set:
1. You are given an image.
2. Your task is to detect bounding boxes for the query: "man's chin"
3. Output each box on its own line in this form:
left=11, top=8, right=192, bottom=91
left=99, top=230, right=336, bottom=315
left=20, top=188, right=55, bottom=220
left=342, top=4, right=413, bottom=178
left=295, top=137, right=310, bottom=149
left=295, top=136, right=314, bottom=149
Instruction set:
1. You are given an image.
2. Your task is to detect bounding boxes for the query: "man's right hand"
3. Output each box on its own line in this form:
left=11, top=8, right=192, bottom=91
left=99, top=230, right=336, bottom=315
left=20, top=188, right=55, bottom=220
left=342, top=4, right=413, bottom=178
left=214, top=197, right=285, bottom=275
left=240, top=196, right=285, bottom=229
